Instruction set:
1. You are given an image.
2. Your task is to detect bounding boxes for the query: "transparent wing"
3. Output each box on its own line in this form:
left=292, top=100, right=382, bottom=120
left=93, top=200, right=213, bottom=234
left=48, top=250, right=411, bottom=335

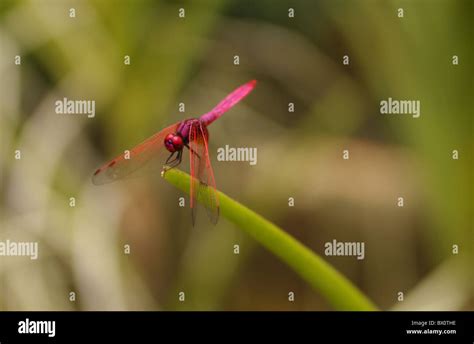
left=189, top=121, right=219, bottom=225
left=199, top=80, right=257, bottom=126
left=92, top=123, right=179, bottom=185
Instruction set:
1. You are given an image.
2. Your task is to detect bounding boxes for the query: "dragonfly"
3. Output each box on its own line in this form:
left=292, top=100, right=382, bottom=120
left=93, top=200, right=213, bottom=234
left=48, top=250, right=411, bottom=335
left=92, top=80, right=257, bottom=225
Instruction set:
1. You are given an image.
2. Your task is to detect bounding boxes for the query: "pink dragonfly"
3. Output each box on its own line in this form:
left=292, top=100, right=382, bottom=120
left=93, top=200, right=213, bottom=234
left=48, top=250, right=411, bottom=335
left=92, top=80, right=257, bottom=224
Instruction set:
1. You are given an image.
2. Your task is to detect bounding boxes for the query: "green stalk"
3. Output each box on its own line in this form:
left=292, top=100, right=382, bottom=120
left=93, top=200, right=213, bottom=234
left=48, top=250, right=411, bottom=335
left=162, top=169, right=378, bottom=311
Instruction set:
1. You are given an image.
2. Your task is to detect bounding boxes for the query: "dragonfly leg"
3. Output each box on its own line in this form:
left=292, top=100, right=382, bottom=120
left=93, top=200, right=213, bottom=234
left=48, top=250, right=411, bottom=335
left=165, top=151, right=176, bottom=165
left=164, top=150, right=183, bottom=170
left=184, top=143, right=201, bottom=160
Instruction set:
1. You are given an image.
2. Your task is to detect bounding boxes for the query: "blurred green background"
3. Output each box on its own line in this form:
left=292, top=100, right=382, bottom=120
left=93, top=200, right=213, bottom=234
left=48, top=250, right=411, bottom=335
left=0, top=0, right=472, bottom=310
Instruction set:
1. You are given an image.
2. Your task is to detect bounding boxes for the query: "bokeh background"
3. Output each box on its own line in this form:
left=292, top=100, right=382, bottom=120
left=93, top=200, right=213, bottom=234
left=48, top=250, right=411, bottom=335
left=0, top=0, right=472, bottom=310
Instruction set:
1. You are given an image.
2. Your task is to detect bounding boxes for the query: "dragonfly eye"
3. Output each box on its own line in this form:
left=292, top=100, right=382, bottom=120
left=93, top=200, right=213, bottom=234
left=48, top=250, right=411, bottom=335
left=164, top=133, right=183, bottom=152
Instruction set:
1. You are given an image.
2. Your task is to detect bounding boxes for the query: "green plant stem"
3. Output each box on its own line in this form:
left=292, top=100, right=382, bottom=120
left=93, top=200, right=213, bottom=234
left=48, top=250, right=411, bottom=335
left=162, top=169, right=378, bottom=311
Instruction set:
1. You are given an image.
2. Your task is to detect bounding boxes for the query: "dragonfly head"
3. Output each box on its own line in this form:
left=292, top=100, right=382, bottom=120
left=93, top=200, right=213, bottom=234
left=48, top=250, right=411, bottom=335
left=164, top=133, right=184, bottom=153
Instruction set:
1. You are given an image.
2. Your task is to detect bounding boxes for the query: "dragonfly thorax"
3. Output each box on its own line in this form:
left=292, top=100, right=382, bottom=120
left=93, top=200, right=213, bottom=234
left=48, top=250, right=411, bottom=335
left=164, top=133, right=184, bottom=153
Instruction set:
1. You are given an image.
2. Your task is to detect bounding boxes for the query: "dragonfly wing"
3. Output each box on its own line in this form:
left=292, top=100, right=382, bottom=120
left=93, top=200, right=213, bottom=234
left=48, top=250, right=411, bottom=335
left=200, top=80, right=257, bottom=126
left=189, top=121, right=219, bottom=225
left=92, top=123, right=179, bottom=185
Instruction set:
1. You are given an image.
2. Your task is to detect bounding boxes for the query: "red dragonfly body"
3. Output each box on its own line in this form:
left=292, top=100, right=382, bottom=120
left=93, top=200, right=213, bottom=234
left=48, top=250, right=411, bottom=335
left=93, top=80, right=257, bottom=224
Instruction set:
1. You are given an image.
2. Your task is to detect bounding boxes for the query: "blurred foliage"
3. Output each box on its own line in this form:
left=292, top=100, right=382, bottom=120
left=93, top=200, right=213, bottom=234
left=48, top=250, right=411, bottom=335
left=0, top=0, right=472, bottom=310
